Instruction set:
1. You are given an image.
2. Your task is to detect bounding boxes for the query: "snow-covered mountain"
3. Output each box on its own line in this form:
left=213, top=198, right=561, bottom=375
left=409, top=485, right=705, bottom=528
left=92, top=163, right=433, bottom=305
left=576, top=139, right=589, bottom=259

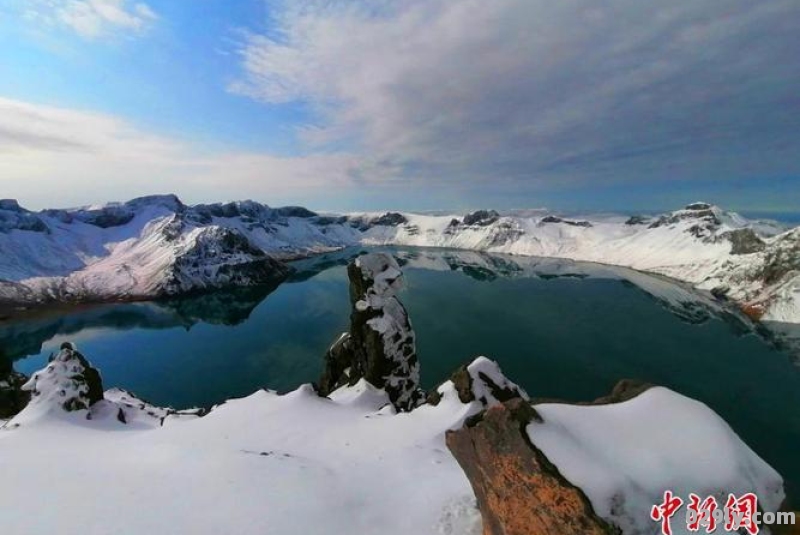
left=1, top=196, right=797, bottom=327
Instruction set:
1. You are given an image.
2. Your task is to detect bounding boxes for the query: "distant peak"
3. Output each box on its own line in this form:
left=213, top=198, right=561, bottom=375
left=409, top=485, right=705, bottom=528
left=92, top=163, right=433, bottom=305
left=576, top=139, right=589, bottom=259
left=684, top=202, right=713, bottom=211
left=463, top=209, right=500, bottom=226
left=125, top=194, right=185, bottom=211
left=0, top=199, right=24, bottom=212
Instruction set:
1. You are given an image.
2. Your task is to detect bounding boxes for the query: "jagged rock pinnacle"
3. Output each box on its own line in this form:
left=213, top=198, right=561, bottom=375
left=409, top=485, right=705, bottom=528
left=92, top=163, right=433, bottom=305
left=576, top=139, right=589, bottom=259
left=319, top=253, right=422, bottom=411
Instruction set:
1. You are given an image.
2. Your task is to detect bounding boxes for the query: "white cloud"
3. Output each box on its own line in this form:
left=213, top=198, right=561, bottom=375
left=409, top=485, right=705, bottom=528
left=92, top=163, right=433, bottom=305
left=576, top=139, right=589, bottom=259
left=18, top=0, right=158, bottom=39
left=230, top=0, right=800, bottom=187
left=0, top=97, right=363, bottom=209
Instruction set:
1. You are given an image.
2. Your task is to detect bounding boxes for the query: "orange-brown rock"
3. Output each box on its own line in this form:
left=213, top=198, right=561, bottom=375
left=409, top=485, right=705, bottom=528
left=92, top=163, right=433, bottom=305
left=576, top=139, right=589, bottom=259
left=741, top=302, right=766, bottom=321
left=446, top=398, right=619, bottom=535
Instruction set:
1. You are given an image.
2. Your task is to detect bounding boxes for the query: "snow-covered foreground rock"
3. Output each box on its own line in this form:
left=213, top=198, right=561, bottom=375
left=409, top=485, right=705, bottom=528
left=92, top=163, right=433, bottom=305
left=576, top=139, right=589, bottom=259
left=0, top=350, right=488, bottom=535
left=0, top=349, right=786, bottom=535
left=1, top=196, right=797, bottom=328
left=530, top=388, right=785, bottom=534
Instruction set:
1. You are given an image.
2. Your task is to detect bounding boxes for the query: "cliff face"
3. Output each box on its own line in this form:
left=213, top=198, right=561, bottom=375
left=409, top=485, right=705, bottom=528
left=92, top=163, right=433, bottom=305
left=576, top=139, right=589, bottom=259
left=319, top=253, right=421, bottom=411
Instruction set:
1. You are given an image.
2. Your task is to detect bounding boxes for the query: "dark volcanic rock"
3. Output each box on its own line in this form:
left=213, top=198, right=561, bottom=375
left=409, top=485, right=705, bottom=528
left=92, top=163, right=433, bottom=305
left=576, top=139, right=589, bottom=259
left=648, top=204, right=721, bottom=237
left=161, top=227, right=293, bottom=296
left=722, top=228, right=766, bottom=255
left=189, top=200, right=273, bottom=226
left=373, top=212, right=408, bottom=227
left=0, top=353, right=30, bottom=419
left=318, top=333, right=354, bottom=395
left=73, top=205, right=136, bottom=228
left=313, top=215, right=348, bottom=226
left=624, top=215, right=649, bottom=226
left=757, top=230, right=800, bottom=285
left=463, top=210, right=500, bottom=226
left=584, top=378, right=653, bottom=405
left=446, top=398, right=618, bottom=535
left=125, top=194, right=185, bottom=213
left=0, top=199, right=49, bottom=234
left=540, top=215, right=593, bottom=228
left=0, top=199, right=23, bottom=211
left=346, top=212, right=408, bottom=231
left=427, top=357, right=528, bottom=407
left=274, top=206, right=318, bottom=218
left=318, top=253, right=422, bottom=411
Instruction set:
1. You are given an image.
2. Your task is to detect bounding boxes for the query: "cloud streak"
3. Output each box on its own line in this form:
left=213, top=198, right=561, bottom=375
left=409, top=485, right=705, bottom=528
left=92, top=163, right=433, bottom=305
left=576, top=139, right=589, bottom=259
left=0, top=97, right=363, bottom=209
left=230, top=0, right=800, bottom=190
left=17, top=0, right=158, bottom=39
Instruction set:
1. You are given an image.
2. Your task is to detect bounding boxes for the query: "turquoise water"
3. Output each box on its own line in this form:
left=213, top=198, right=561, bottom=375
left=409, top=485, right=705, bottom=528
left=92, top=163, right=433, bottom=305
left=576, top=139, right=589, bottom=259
left=3, top=247, right=799, bottom=505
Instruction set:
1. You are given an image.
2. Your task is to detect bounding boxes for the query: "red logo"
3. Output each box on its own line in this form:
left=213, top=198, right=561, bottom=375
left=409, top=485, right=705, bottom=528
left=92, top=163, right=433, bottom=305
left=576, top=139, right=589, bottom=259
left=651, top=491, right=763, bottom=534
left=651, top=490, right=685, bottom=535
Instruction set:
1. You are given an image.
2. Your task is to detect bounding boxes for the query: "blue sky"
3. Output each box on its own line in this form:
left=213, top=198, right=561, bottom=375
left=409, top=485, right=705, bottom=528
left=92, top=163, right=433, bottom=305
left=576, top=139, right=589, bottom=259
left=1, top=0, right=798, bottom=214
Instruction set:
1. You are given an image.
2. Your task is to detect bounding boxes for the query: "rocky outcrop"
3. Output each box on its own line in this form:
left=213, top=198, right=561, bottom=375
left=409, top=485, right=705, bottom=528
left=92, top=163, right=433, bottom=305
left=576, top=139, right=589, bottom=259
left=758, top=229, right=800, bottom=285
left=372, top=212, right=408, bottom=227
left=22, top=342, right=104, bottom=413
left=8, top=343, right=200, bottom=427
left=0, top=199, right=48, bottom=234
left=273, top=206, right=318, bottom=219
left=722, top=228, right=766, bottom=255
left=427, top=357, right=529, bottom=408
left=539, top=215, right=593, bottom=228
left=624, top=215, right=649, bottom=226
left=43, top=194, right=184, bottom=228
left=648, top=202, right=722, bottom=238
left=348, top=212, right=409, bottom=231
left=445, top=377, right=787, bottom=535
left=446, top=398, right=618, bottom=535
left=442, top=378, right=646, bottom=535
left=463, top=210, right=500, bottom=226
left=0, top=355, right=30, bottom=418
left=160, top=226, right=293, bottom=296
left=318, top=253, right=422, bottom=411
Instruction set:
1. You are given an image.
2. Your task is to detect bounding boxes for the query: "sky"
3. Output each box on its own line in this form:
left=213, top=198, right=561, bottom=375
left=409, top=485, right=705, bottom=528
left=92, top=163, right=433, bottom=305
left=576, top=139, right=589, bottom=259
left=0, top=0, right=798, bottom=214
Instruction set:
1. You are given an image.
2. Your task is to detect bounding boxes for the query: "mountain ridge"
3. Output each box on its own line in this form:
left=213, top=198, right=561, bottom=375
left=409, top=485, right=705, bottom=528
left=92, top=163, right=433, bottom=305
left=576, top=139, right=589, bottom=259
left=0, top=195, right=798, bottom=329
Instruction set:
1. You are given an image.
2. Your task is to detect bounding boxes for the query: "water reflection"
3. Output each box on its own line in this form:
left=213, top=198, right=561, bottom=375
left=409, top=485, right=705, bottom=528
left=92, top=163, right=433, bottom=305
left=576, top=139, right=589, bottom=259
left=0, top=284, right=281, bottom=363
left=1, top=247, right=793, bottom=366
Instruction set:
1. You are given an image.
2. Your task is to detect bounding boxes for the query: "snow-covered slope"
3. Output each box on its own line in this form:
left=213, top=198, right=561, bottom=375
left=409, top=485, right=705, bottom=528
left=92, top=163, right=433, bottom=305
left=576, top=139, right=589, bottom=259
left=1, top=196, right=797, bottom=326
left=530, top=387, right=784, bottom=535
left=0, top=196, right=298, bottom=307
left=358, top=204, right=799, bottom=325
left=0, top=347, right=785, bottom=535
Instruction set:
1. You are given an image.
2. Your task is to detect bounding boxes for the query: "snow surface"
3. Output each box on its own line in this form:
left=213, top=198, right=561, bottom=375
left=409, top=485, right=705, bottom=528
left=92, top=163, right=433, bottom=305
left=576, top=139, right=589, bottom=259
left=529, top=387, right=785, bottom=535
left=0, top=352, right=785, bottom=535
left=1, top=373, right=484, bottom=535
